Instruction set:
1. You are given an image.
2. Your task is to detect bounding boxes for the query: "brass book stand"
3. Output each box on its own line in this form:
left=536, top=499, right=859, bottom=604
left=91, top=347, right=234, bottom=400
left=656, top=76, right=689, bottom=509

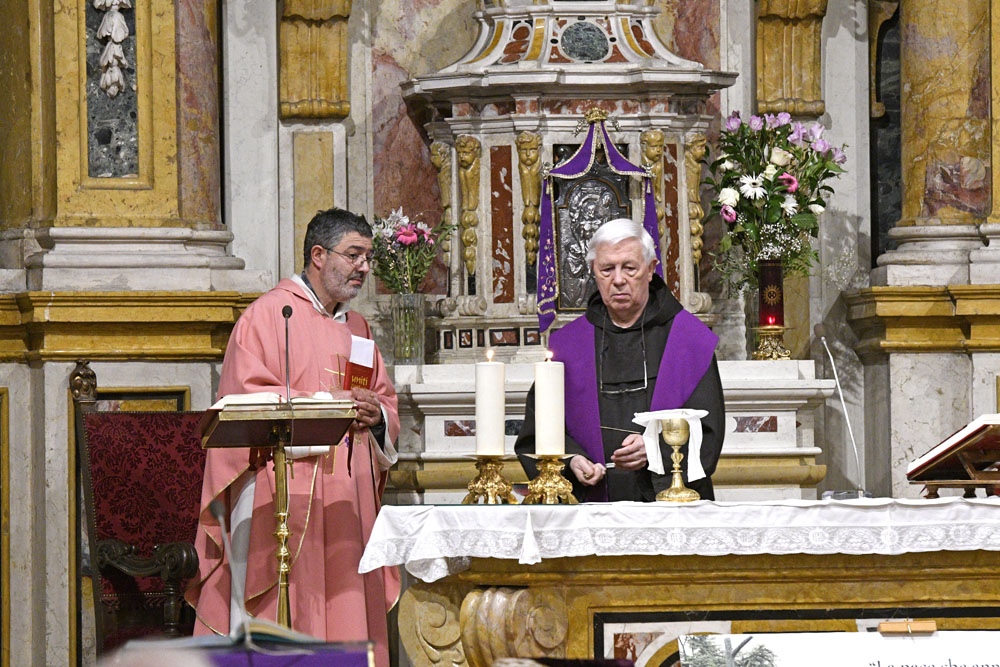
left=200, top=400, right=355, bottom=629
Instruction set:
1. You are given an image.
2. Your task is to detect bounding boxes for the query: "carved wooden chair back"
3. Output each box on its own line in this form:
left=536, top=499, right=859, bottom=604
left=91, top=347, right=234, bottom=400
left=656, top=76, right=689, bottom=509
left=71, top=361, right=205, bottom=655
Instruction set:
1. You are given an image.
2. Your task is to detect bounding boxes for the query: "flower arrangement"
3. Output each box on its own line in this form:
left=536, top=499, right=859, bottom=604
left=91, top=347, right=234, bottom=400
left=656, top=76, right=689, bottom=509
left=705, top=111, right=847, bottom=292
left=371, top=208, right=454, bottom=294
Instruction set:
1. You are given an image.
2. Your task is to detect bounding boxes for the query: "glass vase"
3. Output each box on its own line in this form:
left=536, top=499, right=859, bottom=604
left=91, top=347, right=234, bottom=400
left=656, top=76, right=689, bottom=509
left=391, top=293, right=425, bottom=365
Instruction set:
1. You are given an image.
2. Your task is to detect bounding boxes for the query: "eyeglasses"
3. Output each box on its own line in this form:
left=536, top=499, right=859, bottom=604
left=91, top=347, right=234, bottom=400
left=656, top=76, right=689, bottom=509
left=326, top=248, right=374, bottom=267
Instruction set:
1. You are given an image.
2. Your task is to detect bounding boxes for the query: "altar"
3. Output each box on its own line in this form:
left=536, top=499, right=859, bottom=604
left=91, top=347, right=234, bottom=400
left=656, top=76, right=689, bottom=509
left=361, top=498, right=1000, bottom=667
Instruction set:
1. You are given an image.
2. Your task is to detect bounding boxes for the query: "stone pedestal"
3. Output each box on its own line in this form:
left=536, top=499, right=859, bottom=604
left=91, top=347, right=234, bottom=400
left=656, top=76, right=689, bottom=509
left=873, top=224, right=983, bottom=286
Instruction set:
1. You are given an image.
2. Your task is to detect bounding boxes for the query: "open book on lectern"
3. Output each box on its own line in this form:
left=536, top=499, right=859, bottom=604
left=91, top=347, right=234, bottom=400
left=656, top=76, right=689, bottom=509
left=906, top=413, right=1000, bottom=485
left=199, top=392, right=356, bottom=450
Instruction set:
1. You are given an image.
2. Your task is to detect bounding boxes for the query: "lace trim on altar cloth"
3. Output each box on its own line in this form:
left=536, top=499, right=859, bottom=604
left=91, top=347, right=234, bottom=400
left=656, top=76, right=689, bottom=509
left=358, top=498, right=1000, bottom=582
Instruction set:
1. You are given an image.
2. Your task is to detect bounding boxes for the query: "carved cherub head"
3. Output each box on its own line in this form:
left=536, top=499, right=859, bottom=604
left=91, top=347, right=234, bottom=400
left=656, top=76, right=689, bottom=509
left=640, top=129, right=665, bottom=164
left=515, top=131, right=541, bottom=167
left=456, top=136, right=481, bottom=168
left=429, top=142, right=450, bottom=170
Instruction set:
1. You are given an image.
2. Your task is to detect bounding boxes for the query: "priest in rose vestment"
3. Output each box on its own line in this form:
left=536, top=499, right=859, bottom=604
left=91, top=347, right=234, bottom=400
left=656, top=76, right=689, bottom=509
left=516, top=218, right=725, bottom=502
left=186, top=208, right=401, bottom=666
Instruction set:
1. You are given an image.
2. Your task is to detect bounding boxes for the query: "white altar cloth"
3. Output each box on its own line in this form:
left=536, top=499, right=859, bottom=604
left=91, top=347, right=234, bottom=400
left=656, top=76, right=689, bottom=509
left=359, top=498, right=1000, bottom=582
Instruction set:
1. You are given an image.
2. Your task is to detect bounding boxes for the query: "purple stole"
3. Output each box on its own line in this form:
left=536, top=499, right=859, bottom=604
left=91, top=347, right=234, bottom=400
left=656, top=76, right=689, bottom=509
left=548, top=309, right=718, bottom=501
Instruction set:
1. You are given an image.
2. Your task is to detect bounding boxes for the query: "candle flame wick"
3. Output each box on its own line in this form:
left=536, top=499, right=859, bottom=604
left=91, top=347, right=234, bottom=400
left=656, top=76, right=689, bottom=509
left=545, top=350, right=553, bottom=362
left=486, top=349, right=494, bottom=362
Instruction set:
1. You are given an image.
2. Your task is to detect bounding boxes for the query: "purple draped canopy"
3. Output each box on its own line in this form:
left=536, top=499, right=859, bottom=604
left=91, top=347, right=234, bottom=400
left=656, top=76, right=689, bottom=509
left=537, top=119, right=662, bottom=332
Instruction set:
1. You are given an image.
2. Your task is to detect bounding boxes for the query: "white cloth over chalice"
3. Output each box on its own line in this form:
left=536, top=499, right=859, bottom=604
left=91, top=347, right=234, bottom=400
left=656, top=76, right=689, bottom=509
left=631, top=409, right=709, bottom=479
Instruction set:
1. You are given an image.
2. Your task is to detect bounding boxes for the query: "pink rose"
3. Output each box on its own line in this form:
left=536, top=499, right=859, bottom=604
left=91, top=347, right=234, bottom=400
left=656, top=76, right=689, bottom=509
left=778, top=172, right=799, bottom=193
left=395, top=224, right=419, bottom=245
left=721, top=205, right=737, bottom=223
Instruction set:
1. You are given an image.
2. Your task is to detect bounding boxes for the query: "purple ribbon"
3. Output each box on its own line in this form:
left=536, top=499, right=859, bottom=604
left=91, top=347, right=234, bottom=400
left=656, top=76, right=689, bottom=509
left=537, top=120, right=663, bottom=332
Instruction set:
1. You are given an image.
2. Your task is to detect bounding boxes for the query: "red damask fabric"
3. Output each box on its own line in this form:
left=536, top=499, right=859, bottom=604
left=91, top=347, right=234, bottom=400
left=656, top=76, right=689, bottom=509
left=83, top=411, right=206, bottom=598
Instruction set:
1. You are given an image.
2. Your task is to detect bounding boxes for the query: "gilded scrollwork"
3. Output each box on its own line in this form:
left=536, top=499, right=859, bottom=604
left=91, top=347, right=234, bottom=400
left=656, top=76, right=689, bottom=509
left=684, top=134, right=707, bottom=265
left=400, top=582, right=473, bottom=667
left=430, top=141, right=454, bottom=259
left=641, top=129, right=667, bottom=239
left=459, top=587, right=568, bottom=667
left=516, top=132, right=543, bottom=266
left=756, top=0, right=828, bottom=115
left=279, top=0, right=352, bottom=119
left=457, top=135, right=482, bottom=276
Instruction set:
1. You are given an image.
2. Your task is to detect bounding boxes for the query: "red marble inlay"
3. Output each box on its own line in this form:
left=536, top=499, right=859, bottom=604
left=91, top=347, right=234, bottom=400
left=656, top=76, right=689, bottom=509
left=541, top=99, right=641, bottom=115
left=444, top=420, right=476, bottom=437
left=664, top=143, right=681, bottom=297
left=733, top=416, right=778, bottom=433
left=515, top=98, right=540, bottom=115
left=453, top=102, right=474, bottom=118
left=483, top=101, right=515, bottom=117
left=632, top=23, right=655, bottom=57
left=607, top=45, right=628, bottom=63
left=490, top=145, right=515, bottom=303
left=672, top=0, right=719, bottom=68
left=501, top=23, right=531, bottom=63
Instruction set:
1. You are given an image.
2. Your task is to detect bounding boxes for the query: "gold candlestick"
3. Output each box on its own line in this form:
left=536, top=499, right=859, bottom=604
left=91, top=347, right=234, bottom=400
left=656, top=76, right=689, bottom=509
left=523, top=454, right=578, bottom=504
left=655, top=418, right=700, bottom=503
left=753, top=324, right=791, bottom=360
left=462, top=455, right=518, bottom=504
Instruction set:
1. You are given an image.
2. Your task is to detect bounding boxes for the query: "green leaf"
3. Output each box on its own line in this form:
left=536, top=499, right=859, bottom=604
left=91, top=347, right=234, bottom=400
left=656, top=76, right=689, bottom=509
left=789, top=212, right=817, bottom=229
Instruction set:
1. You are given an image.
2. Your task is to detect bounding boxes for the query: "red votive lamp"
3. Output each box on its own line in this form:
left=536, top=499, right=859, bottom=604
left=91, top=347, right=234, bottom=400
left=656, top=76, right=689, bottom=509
left=757, top=259, right=784, bottom=328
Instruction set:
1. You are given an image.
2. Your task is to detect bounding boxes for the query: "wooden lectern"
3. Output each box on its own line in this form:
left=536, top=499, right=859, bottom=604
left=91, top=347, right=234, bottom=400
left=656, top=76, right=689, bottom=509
left=907, top=414, right=1000, bottom=498
left=200, top=399, right=356, bottom=629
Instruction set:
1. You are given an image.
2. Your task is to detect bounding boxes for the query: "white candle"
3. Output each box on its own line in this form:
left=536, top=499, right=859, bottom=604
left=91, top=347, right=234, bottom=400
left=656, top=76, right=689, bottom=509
left=475, top=349, right=506, bottom=456
left=534, top=352, right=565, bottom=456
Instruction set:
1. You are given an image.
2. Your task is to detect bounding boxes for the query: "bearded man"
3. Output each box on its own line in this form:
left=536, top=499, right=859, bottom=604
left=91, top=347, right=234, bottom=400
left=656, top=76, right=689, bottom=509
left=186, top=208, right=400, bottom=666
left=516, top=218, right=725, bottom=501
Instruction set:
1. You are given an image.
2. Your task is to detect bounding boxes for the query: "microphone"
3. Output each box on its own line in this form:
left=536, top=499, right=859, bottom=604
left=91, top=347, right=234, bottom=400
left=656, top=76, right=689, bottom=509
left=282, top=306, right=292, bottom=404
left=209, top=499, right=252, bottom=645
left=815, top=324, right=869, bottom=499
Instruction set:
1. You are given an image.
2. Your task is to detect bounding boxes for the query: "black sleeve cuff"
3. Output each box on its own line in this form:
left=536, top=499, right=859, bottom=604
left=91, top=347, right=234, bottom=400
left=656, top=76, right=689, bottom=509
left=370, top=418, right=387, bottom=449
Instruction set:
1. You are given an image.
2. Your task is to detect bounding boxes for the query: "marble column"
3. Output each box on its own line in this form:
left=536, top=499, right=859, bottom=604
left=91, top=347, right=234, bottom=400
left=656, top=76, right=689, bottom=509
left=176, top=0, right=222, bottom=229
left=874, top=0, right=989, bottom=286
left=970, top=0, right=1000, bottom=282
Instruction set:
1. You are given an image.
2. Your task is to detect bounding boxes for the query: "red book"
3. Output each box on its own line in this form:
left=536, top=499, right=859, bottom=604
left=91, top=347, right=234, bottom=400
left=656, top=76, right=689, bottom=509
left=343, top=335, right=375, bottom=391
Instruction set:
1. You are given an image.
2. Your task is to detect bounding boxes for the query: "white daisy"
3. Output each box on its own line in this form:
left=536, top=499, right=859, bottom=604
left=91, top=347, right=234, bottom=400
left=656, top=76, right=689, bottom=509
left=738, top=174, right=766, bottom=200
left=780, top=195, right=798, bottom=216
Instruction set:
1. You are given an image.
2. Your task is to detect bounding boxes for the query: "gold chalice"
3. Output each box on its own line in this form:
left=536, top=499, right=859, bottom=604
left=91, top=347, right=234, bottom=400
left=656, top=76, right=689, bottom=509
left=655, top=418, right=700, bottom=502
